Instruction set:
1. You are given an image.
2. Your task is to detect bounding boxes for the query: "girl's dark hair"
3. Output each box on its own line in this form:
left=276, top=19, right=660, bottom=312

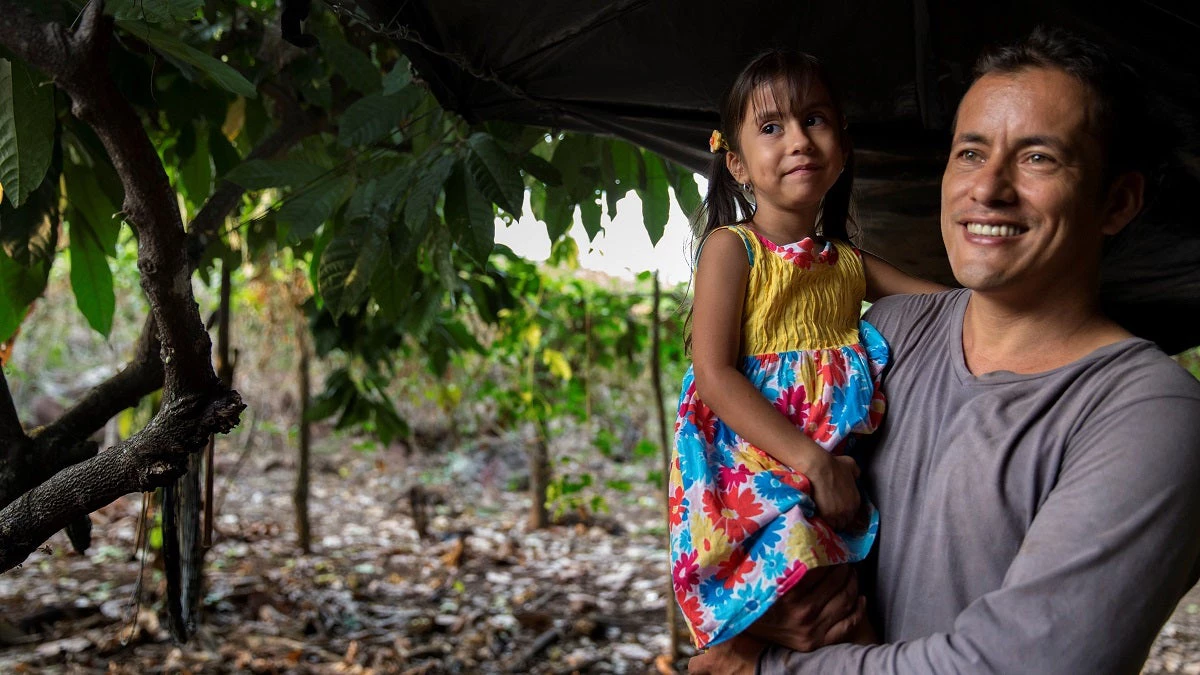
left=691, top=50, right=856, bottom=268
left=684, top=51, right=855, bottom=353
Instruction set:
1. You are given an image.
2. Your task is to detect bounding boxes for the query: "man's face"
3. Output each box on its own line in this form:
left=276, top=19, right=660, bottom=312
left=941, top=67, right=1122, bottom=300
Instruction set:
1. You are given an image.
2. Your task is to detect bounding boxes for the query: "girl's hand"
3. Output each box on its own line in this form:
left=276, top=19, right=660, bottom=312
left=807, top=454, right=861, bottom=530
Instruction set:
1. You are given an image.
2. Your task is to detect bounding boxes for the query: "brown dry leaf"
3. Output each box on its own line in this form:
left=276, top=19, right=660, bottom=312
left=286, top=649, right=303, bottom=665
left=343, top=639, right=360, bottom=664
left=440, top=538, right=465, bottom=568
left=655, top=653, right=678, bottom=674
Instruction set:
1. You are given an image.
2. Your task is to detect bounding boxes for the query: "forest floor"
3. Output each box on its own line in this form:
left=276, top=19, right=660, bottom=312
left=2, top=425, right=1199, bottom=674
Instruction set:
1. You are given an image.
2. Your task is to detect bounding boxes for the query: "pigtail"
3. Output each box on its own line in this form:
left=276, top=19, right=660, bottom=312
left=817, top=146, right=857, bottom=244
left=684, top=144, right=754, bottom=354
left=690, top=151, right=754, bottom=267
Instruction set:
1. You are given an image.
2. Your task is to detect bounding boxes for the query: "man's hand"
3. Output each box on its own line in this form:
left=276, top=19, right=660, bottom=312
left=688, top=635, right=765, bottom=675
left=746, top=565, right=867, bottom=652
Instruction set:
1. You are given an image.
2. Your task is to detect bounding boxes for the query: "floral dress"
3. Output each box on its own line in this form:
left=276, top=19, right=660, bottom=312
left=669, top=224, right=887, bottom=649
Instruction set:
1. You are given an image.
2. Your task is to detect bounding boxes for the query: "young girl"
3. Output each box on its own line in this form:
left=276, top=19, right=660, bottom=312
left=669, top=50, right=944, bottom=650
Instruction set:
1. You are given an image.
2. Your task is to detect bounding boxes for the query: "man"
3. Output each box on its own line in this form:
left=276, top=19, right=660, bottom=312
left=691, top=27, right=1200, bottom=674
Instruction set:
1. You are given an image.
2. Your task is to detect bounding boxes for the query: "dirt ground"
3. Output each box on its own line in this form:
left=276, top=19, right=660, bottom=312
left=1, top=427, right=1197, bottom=674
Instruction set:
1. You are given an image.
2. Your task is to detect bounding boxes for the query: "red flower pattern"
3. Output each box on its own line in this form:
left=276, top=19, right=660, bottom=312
left=717, top=464, right=752, bottom=490
left=716, top=551, right=757, bottom=589
left=669, top=485, right=687, bottom=527
left=776, top=384, right=811, bottom=425
left=673, top=549, right=700, bottom=593
left=702, top=487, right=762, bottom=541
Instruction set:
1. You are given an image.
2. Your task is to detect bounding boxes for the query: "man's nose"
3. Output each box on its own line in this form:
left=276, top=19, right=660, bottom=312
left=971, top=158, right=1017, bottom=205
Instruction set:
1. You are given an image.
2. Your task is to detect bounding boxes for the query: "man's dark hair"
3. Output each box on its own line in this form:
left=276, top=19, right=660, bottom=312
left=973, top=26, right=1159, bottom=186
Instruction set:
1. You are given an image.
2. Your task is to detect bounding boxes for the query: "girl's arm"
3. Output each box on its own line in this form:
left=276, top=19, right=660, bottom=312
left=861, top=251, right=951, bottom=302
left=691, top=230, right=859, bottom=528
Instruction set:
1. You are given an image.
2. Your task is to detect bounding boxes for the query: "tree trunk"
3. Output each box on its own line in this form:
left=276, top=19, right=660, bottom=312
left=294, top=325, right=312, bottom=553
left=528, top=419, right=551, bottom=530
left=652, top=272, right=680, bottom=661
left=0, top=1, right=245, bottom=574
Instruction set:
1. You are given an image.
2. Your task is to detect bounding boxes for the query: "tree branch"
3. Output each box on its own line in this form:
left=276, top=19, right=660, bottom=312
left=34, top=316, right=162, bottom=452
left=2, top=46, right=320, bottom=513
left=0, top=0, right=217, bottom=398
left=0, top=389, right=242, bottom=572
left=0, top=0, right=246, bottom=570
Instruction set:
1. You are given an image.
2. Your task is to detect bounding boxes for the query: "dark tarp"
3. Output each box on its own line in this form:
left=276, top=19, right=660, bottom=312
left=340, top=0, right=1200, bottom=353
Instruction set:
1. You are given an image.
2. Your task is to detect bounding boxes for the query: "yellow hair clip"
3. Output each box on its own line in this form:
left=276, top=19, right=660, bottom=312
left=709, top=130, right=729, bottom=153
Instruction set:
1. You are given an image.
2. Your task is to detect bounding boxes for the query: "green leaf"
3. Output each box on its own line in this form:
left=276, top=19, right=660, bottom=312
left=609, top=140, right=646, bottom=192
left=116, top=20, right=257, bottom=98
left=277, top=175, right=355, bottom=243
left=381, top=61, right=413, bottom=96
left=318, top=30, right=382, bottom=95
left=208, top=126, right=241, bottom=179
left=179, top=122, right=212, bottom=203
left=0, top=173, right=58, bottom=266
left=344, top=179, right=381, bottom=225
left=224, top=159, right=327, bottom=190
left=667, top=162, right=702, bottom=216
left=374, top=161, right=416, bottom=215
left=404, top=153, right=455, bottom=235
left=0, top=58, right=55, bottom=207
left=579, top=194, right=602, bottom=241
left=541, top=187, right=574, bottom=242
left=68, top=214, right=116, bottom=337
left=0, top=253, right=49, bottom=342
left=641, top=152, right=670, bottom=245
left=318, top=217, right=387, bottom=320
left=551, top=134, right=600, bottom=202
left=338, top=88, right=423, bottom=147
left=107, top=0, right=202, bottom=24
left=605, top=479, right=632, bottom=493
left=444, top=159, right=495, bottom=266
left=62, top=163, right=119, bottom=252
left=465, top=133, right=523, bottom=216
left=521, top=152, right=562, bottom=186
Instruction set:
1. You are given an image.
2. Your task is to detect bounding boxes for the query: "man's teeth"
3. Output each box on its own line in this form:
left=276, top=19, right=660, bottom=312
left=965, top=223, right=1022, bottom=237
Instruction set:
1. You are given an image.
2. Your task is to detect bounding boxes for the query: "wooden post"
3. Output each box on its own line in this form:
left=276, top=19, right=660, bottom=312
left=205, top=258, right=235, bottom=548
left=295, top=318, right=312, bottom=553
left=528, top=417, right=551, bottom=530
left=652, top=271, right=679, bottom=663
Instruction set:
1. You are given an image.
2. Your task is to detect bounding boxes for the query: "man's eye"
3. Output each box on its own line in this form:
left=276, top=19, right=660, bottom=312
left=957, top=149, right=982, bottom=162
left=1028, top=153, right=1055, bottom=164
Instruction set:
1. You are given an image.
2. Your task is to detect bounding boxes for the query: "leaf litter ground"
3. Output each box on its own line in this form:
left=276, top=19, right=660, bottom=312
left=1, top=428, right=1197, bottom=674
left=0, top=426, right=686, bottom=674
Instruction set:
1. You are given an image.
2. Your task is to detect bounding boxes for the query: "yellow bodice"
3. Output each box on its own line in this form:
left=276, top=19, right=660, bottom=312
left=723, top=224, right=866, bottom=355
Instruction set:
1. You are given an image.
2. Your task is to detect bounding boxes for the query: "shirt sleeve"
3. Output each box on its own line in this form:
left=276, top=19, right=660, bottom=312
left=759, top=390, right=1200, bottom=674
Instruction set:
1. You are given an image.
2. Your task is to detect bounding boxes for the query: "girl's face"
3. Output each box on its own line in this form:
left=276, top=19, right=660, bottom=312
left=726, top=79, right=845, bottom=217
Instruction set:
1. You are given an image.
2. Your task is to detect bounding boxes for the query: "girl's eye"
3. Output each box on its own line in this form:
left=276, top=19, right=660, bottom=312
left=804, top=114, right=827, bottom=127
left=761, top=123, right=781, bottom=134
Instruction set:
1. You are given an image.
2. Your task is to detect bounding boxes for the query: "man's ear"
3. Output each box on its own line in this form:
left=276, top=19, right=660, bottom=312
left=726, top=151, right=747, bottom=185
left=1101, top=171, right=1145, bottom=236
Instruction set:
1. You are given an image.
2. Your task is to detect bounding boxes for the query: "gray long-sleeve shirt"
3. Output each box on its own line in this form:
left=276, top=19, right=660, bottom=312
left=761, top=289, right=1200, bottom=674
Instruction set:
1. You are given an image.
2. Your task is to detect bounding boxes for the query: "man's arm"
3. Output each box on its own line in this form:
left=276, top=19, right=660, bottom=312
left=760, top=393, right=1200, bottom=674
